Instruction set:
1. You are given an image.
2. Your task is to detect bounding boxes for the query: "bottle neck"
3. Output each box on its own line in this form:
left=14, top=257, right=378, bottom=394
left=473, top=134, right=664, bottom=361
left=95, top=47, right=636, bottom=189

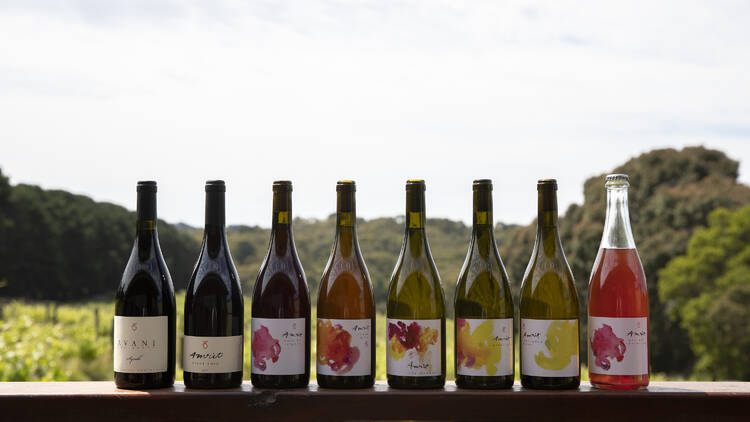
left=135, top=190, right=158, bottom=258
left=600, top=186, right=636, bottom=249
left=334, top=189, right=358, bottom=256
left=535, top=187, right=561, bottom=256
left=404, top=188, right=428, bottom=256
left=471, top=188, right=495, bottom=255
left=405, top=188, right=427, bottom=231
left=270, top=189, right=294, bottom=254
left=204, top=190, right=227, bottom=257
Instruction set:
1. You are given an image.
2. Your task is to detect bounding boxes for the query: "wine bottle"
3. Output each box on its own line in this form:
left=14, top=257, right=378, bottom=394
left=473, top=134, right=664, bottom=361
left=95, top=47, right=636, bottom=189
left=316, top=181, right=375, bottom=389
left=183, top=180, right=244, bottom=389
left=114, top=181, right=176, bottom=389
left=454, top=179, right=514, bottom=389
left=588, top=174, right=649, bottom=390
left=519, top=179, right=580, bottom=389
left=251, top=181, right=310, bottom=388
left=386, top=180, right=446, bottom=389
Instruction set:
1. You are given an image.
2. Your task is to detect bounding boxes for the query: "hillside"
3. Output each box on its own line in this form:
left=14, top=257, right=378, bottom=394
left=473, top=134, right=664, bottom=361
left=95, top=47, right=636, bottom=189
left=2, top=146, right=749, bottom=377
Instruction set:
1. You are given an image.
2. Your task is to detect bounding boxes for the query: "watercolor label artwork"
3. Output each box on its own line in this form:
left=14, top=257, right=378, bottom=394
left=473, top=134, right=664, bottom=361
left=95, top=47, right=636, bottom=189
left=182, top=335, right=243, bottom=373
left=251, top=317, right=306, bottom=375
left=588, top=316, right=648, bottom=375
left=521, top=318, right=579, bottom=377
left=386, top=319, right=441, bottom=377
left=456, top=318, right=513, bottom=377
left=316, top=318, right=371, bottom=376
left=113, top=316, right=168, bottom=373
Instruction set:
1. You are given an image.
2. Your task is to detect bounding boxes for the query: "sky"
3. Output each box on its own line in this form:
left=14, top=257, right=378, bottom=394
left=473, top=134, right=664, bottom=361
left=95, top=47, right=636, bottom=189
left=1, top=0, right=749, bottom=228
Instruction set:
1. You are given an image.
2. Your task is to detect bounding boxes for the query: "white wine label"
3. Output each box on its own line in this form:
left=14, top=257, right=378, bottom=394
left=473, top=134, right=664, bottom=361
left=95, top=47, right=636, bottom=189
left=317, top=318, right=372, bottom=376
left=456, top=318, right=513, bottom=377
left=588, top=316, right=648, bottom=375
left=386, top=318, right=441, bottom=377
left=114, top=316, right=168, bottom=373
left=251, top=317, right=306, bottom=375
left=183, top=335, right=243, bottom=373
left=521, top=318, right=579, bottom=377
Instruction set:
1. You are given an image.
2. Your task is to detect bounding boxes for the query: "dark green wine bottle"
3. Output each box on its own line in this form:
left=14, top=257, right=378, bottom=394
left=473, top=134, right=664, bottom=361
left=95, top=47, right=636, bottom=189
left=454, top=179, right=514, bottom=389
left=386, top=180, right=446, bottom=389
left=519, top=179, right=580, bottom=389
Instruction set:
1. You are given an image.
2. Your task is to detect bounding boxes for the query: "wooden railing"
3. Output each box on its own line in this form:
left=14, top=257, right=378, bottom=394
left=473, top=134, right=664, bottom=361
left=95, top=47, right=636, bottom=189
left=1, top=381, right=748, bottom=422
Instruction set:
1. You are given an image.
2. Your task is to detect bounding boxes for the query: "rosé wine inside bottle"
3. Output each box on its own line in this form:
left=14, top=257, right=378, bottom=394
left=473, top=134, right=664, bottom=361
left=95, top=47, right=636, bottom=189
left=588, top=174, right=649, bottom=390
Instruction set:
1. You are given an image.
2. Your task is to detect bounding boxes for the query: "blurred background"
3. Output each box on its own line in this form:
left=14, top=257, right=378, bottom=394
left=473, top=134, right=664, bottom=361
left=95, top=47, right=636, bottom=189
left=0, top=1, right=748, bottom=382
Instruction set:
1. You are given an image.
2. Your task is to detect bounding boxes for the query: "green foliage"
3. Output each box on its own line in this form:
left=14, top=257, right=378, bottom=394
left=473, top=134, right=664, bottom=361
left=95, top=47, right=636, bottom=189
left=496, top=147, right=750, bottom=375
left=1, top=146, right=748, bottom=379
left=659, top=206, right=750, bottom=380
left=0, top=178, right=199, bottom=300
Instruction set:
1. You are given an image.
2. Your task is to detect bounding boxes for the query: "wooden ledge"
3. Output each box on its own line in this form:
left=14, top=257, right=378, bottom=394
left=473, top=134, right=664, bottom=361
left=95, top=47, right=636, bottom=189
left=1, top=381, right=748, bottom=422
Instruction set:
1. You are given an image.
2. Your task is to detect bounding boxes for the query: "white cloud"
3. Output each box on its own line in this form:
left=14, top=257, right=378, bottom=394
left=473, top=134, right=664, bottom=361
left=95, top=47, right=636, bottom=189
left=1, top=0, right=749, bottom=227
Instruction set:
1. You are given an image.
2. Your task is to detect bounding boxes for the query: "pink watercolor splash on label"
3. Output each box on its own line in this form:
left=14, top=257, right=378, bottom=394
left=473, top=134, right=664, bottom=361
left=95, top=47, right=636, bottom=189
left=590, top=324, right=626, bottom=370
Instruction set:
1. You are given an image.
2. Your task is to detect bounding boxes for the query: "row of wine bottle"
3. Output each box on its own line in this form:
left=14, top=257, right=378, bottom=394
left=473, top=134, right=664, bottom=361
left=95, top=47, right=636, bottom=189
left=114, top=176, right=649, bottom=391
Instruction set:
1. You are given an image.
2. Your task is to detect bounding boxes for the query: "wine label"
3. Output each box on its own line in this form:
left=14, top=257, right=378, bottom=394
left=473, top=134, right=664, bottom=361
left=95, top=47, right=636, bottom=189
left=251, top=317, right=305, bottom=375
left=521, top=318, right=579, bottom=377
left=317, top=318, right=371, bottom=376
left=475, top=212, right=488, bottom=225
left=588, top=316, right=648, bottom=375
left=113, top=316, right=168, bottom=373
left=183, top=335, right=243, bottom=373
left=386, top=318, right=441, bottom=377
left=277, top=212, right=289, bottom=224
left=456, top=318, right=513, bottom=377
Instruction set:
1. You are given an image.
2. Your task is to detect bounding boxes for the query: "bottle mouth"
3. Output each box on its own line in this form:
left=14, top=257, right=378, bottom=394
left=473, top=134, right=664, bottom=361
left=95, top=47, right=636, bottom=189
left=537, top=179, right=557, bottom=191
left=336, top=180, right=356, bottom=192
left=406, top=179, right=426, bottom=191
left=473, top=179, right=492, bottom=191
left=205, top=180, right=226, bottom=192
left=137, top=181, right=157, bottom=192
left=605, top=174, right=630, bottom=188
left=273, top=180, right=293, bottom=192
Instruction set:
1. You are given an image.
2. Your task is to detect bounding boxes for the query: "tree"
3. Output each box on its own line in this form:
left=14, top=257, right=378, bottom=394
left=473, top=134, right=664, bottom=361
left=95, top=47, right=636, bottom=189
left=497, top=147, right=750, bottom=374
left=659, top=206, right=750, bottom=380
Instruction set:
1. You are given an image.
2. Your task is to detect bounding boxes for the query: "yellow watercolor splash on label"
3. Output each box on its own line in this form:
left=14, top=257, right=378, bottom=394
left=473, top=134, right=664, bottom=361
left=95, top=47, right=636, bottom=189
left=456, top=319, right=502, bottom=376
left=534, top=320, right=578, bottom=370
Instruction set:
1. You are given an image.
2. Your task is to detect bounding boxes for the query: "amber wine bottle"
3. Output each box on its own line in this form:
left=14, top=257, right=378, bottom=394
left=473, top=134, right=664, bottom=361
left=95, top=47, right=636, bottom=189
left=317, top=181, right=375, bottom=388
left=386, top=180, right=446, bottom=389
left=114, top=181, right=176, bottom=389
left=183, top=181, right=244, bottom=389
left=251, top=181, right=311, bottom=388
left=454, top=180, right=514, bottom=389
left=519, top=179, right=580, bottom=389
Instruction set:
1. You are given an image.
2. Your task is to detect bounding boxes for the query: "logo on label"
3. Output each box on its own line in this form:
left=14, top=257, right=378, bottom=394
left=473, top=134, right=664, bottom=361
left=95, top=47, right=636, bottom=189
left=131, top=323, right=138, bottom=332
left=202, top=341, right=209, bottom=349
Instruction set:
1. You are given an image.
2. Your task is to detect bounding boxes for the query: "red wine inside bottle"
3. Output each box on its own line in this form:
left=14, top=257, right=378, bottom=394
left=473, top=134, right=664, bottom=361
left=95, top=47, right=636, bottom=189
left=183, top=181, right=244, bottom=389
left=114, top=181, right=176, bottom=389
left=317, top=181, right=376, bottom=388
left=588, top=174, right=649, bottom=390
left=251, top=181, right=311, bottom=388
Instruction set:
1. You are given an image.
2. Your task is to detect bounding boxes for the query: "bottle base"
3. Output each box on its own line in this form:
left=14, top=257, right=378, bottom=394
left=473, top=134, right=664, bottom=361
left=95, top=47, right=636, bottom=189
left=521, top=375, right=580, bottom=390
left=114, top=372, right=175, bottom=390
left=456, top=374, right=514, bottom=390
left=387, top=375, right=445, bottom=389
left=251, top=373, right=309, bottom=389
left=590, top=373, right=649, bottom=390
left=317, top=374, right=374, bottom=389
left=184, top=371, right=243, bottom=389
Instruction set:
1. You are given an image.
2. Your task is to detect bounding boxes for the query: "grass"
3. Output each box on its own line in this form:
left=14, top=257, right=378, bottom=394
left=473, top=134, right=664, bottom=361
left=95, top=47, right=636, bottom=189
left=0, top=297, right=673, bottom=382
